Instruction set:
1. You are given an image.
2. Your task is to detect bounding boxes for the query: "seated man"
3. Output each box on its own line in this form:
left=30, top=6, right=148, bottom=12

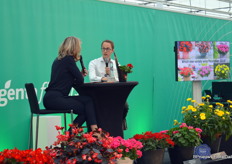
left=88, top=40, right=129, bottom=130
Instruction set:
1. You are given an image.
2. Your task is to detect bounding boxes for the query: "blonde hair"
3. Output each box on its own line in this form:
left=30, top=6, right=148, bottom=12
left=58, top=36, right=81, bottom=61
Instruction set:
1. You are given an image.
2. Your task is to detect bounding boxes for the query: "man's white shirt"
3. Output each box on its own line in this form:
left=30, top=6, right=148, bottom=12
left=88, top=57, right=119, bottom=82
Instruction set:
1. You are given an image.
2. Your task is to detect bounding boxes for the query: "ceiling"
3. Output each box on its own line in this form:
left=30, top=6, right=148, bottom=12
left=100, top=0, right=232, bottom=20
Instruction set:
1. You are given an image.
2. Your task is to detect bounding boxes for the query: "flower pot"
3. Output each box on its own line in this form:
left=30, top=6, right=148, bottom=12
left=183, top=76, right=191, bottom=81
left=123, top=72, right=127, bottom=82
left=168, top=146, right=194, bottom=164
left=117, top=157, right=133, bottom=164
left=119, top=71, right=127, bottom=82
left=219, top=134, right=232, bottom=155
left=202, top=76, right=208, bottom=80
left=202, top=135, right=222, bottom=154
left=220, top=53, right=227, bottom=58
left=134, top=149, right=165, bottom=164
left=182, top=52, right=189, bottom=59
left=200, top=52, right=207, bottom=58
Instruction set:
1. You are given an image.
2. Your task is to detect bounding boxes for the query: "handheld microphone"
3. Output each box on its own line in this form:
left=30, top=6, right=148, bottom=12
left=80, top=55, right=86, bottom=70
left=104, top=58, right=109, bottom=67
left=80, top=55, right=87, bottom=74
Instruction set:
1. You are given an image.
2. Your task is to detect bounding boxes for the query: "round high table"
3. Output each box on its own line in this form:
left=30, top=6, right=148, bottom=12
left=74, top=81, right=138, bottom=138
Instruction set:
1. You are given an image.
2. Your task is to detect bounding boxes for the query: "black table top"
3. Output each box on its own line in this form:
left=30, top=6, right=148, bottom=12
left=77, top=81, right=138, bottom=87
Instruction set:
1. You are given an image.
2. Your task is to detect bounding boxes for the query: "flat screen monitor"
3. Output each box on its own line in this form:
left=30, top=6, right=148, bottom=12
left=212, top=82, right=232, bottom=100
left=175, top=41, right=230, bottom=81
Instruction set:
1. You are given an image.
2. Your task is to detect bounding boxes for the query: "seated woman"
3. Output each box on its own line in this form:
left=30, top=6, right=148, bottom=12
left=43, top=36, right=98, bottom=131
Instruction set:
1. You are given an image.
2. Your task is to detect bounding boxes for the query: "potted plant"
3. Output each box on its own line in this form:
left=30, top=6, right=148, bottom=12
left=165, top=121, right=202, bottom=164
left=214, top=64, right=230, bottom=79
left=119, top=64, right=133, bottom=74
left=182, top=96, right=232, bottom=153
left=110, top=136, right=143, bottom=163
left=133, top=131, right=174, bottom=164
left=178, top=41, right=193, bottom=59
left=179, top=67, right=193, bottom=81
left=47, top=125, right=123, bottom=164
left=119, top=63, right=134, bottom=82
left=197, top=65, right=212, bottom=78
left=217, top=44, right=229, bottom=56
left=196, top=41, right=211, bottom=58
left=166, top=121, right=202, bottom=147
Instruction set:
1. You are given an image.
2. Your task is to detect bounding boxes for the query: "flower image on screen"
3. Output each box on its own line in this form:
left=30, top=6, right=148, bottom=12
left=175, top=41, right=230, bottom=81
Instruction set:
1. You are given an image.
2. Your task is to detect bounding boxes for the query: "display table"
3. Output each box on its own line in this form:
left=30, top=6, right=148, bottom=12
left=74, top=81, right=138, bottom=138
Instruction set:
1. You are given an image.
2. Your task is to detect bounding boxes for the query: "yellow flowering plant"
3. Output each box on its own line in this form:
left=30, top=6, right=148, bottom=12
left=182, top=96, right=232, bottom=141
left=215, top=64, right=230, bottom=79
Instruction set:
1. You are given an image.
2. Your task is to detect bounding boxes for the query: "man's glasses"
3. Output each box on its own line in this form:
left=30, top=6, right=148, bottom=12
left=101, top=48, right=112, bottom=52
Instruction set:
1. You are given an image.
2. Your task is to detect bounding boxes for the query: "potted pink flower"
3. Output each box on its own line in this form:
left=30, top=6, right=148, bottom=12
left=166, top=121, right=202, bottom=147
left=217, top=44, right=229, bottom=55
left=111, top=136, right=143, bottom=163
left=165, top=121, right=202, bottom=164
left=198, top=65, right=212, bottom=78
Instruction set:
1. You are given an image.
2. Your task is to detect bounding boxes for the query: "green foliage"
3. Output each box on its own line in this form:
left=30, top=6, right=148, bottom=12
left=213, top=42, right=219, bottom=58
left=167, top=122, right=202, bottom=147
left=133, top=131, right=175, bottom=151
left=214, top=64, right=230, bottom=79
left=182, top=96, right=232, bottom=141
left=119, top=64, right=133, bottom=73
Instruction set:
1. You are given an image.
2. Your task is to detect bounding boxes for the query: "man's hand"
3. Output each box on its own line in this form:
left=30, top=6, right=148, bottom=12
left=101, top=77, right=108, bottom=82
left=105, top=67, right=110, bottom=75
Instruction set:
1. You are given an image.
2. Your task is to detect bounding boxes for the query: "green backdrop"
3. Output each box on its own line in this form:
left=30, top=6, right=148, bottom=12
left=0, top=0, right=232, bottom=150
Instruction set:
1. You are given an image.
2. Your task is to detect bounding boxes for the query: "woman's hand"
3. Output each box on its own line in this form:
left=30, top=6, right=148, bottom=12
left=82, top=68, right=88, bottom=76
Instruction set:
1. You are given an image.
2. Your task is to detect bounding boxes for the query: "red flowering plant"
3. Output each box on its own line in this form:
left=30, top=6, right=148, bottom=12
left=179, top=67, right=194, bottom=77
left=119, top=64, right=133, bottom=73
left=0, top=148, right=54, bottom=164
left=110, top=136, right=143, bottom=160
left=178, top=41, right=193, bottom=52
left=132, top=131, right=174, bottom=151
left=164, top=121, right=202, bottom=147
left=196, top=41, right=211, bottom=53
left=46, top=125, right=123, bottom=164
